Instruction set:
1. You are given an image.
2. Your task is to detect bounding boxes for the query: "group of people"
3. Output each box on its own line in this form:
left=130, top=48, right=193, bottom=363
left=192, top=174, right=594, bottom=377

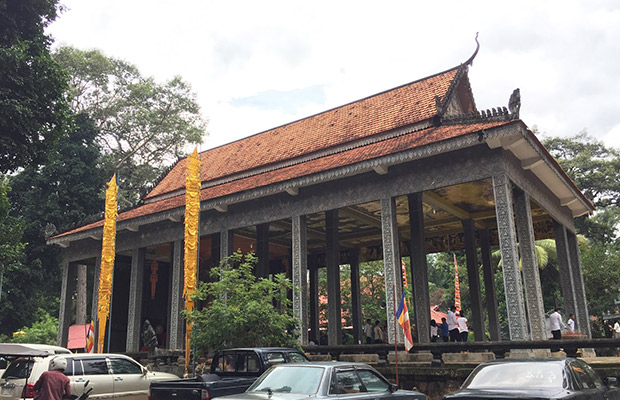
left=429, top=306, right=470, bottom=342
left=549, top=308, right=577, bottom=339
left=363, top=319, right=388, bottom=343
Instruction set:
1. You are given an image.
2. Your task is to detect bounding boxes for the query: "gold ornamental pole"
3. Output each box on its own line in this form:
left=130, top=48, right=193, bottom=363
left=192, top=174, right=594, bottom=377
left=97, top=174, right=118, bottom=353
left=183, top=148, right=201, bottom=375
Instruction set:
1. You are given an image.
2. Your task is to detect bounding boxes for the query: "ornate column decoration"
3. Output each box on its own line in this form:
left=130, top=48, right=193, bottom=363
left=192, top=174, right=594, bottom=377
left=97, top=175, right=118, bottom=353
left=567, top=232, right=592, bottom=337
left=291, top=215, right=308, bottom=345
left=553, top=221, right=578, bottom=320
left=513, top=188, right=546, bottom=340
left=183, top=148, right=201, bottom=374
left=126, top=247, right=145, bottom=352
left=492, top=174, right=528, bottom=340
left=380, top=197, right=403, bottom=344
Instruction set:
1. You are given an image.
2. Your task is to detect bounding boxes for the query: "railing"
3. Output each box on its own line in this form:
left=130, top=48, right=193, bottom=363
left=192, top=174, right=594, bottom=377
left=302, top=338, right=620, bottom=361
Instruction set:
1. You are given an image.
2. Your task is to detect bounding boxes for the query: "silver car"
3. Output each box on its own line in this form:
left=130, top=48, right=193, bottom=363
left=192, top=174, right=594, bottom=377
left=218, top=362, right=426, bottom=400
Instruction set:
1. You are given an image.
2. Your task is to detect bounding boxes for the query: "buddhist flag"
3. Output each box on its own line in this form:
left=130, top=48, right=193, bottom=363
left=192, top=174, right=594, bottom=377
left=401, top=260, right=408, bottom=288
left=183, top=148, right=201, bottom=374
left=86, top=321, right=95, bottom=353
left=395, top=293, right=414, bottom=351
left=453, top=254, right=461, bottom=312
left=97, top=174, right=118, bottom=353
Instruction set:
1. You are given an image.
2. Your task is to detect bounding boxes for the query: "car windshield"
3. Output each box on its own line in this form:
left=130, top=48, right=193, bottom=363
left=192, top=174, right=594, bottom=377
left=249, top=366, right=324, bottom=394
left=2, top=358, right=34, bottom=379
left=464, top=362, right=565, bottom=389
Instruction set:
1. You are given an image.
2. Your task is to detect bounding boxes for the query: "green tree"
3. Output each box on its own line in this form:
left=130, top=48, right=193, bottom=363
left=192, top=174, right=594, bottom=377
left=53, top=46, right=206, bottom=208
left=0, top=177, right=26, bottom=304
left=0, top=0, right=71, bottom=172
left=9, top=311, right=58, bottom=345
left=189, top=252, right=298, bottom=353
left=2, top=115, right=105, bottom=335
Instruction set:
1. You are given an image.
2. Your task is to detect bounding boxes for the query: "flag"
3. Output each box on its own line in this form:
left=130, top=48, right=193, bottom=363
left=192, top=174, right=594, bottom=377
left=395, top=293, right=414, bottom=351
left=400, top=260, right=408, bottom=288
left=453, top=254, right=461, bottom=312
left=86, top=321, right=95, bottom=353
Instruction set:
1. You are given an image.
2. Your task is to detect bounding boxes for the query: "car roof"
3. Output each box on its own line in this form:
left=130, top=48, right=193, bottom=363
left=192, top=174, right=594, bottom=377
left=271, top=362, right=370, bottom=368
left=478, top=358, right=572, bottom=366
left=53, top=353, right=134, bottom=359
left=1, top=344, right=71, bottom=355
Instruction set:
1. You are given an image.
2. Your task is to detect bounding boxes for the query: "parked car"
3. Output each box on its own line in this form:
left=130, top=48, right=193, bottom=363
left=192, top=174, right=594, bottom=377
left=442, top=358, right=620, bottom=400
left=217, top=362, right=427, bottom=400
left=1, top=352, right=178, bottom=400
left=0, top=344, right=72, bottom=400
left=150, top=347, right=309, bottom=400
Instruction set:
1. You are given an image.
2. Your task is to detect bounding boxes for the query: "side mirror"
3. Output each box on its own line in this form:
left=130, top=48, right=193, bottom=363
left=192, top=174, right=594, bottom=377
left=605, top=377, right=618, bottom=387
left=389, top=383, right=398, bottom=393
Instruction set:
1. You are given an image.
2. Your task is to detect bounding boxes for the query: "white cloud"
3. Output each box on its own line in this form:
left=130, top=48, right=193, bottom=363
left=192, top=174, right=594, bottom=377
left=48, top=0, right=620, bottom=150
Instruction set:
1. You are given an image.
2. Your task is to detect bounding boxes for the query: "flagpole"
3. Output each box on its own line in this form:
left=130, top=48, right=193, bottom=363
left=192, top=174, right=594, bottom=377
left=392, top=284, right=399, bottom=386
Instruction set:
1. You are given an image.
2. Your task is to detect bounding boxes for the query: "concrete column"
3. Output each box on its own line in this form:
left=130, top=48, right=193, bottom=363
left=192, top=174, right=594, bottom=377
left=381, top=197, right=403, bottom=344
left=567, top=231, right=592, bottom=337
left=325, top=210, right=342, bottom=345
left=308, top=256, right=320, bottom=343
left=349, top=249, right=362, bottom=344
left=407, top=193, right=430, bottom=344
left=126, top=247, right=145, bottom=352
left=168, top=240, right=184, bottom=350
left=553, top=221, right=578, bottom=318
left=513, top=188, right=547, bottom=341
left=76, top=264, right=88, bottom=325
left=492, top=174, right=528, bottom=340
left=220, top=229, right=234, bottom=262
left=462, top=219, right=484, bottom=341
left=256, top=223, right=270, bottom=278
left=480, top=229, right=501, bottom=341
left=90, top=256, right=101, bottom=344
left=57, top=261, right=77, bottom=347
left=291, top=215, right=308, bottom=345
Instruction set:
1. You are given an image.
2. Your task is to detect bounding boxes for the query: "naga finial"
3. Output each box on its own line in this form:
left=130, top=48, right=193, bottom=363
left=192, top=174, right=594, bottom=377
left=464, top=32, right=480, bottom=66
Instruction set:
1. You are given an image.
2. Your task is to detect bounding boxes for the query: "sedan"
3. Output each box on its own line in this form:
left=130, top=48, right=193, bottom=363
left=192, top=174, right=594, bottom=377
left=219, top=362, right=427, bottom=400
left=443, top=358, right=620, bottom=400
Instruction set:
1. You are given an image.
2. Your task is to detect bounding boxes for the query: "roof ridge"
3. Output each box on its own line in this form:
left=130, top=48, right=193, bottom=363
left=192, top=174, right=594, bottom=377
left=195, top=65, right=463, bottom=156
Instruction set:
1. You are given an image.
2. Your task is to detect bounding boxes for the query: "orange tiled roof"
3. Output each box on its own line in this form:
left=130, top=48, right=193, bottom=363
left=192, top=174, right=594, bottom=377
left=146, top=66, right=462, bottom=200
left=53, top=120, right=514, bottom=239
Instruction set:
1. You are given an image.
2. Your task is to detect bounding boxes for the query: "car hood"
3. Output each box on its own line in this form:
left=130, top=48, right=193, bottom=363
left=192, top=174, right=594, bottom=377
left=444, top=387, right=567, bottom=399
left=219, top=392, right=316, bottom=400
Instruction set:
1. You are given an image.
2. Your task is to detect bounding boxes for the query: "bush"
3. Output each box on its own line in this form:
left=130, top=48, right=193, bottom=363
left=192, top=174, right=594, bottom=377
left=188, top=252, right=299, bottom=354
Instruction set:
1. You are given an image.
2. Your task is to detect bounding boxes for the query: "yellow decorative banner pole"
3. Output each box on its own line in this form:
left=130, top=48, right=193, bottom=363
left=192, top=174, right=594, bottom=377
left=183, top=148, right=201, bottom=375
left=97, top=174, right=118, bottom=353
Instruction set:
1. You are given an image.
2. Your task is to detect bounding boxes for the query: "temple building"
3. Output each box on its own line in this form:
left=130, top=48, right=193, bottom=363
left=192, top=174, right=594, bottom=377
left=49, top=51, right=593, bottom=352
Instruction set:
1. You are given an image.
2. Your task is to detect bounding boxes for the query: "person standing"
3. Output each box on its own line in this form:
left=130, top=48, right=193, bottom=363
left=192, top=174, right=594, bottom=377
left=34, top=357, right=71, bottom=400
left=430, top=319, right=439, bottom=342
left=549, top=308, right=564, bottom=340
left=363, top=319, right=373, bottom=344
left=373, top=320, right=384, bottom=343
left=447, top=306, right=459, bottom=342
left=566, top=314, right=576, bottom=333
left=613, top=321, right=620, bottom=339
left=439, top=317, right=450, bottom=342
left=456, top=311, right=469, bottom=342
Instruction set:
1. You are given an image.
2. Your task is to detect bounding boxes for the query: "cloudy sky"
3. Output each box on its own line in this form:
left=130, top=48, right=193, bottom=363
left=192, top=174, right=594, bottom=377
left=47, top=0, right=620, bottom=151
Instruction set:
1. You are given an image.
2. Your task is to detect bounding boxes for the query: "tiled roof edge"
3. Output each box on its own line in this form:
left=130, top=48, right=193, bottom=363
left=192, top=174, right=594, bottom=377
left=145, top=119, right=436, bottom=204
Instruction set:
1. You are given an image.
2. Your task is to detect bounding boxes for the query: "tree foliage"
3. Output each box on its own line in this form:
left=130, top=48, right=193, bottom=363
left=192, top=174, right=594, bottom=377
left=0, top=0, right=71, bottom=172
left=1, top=115, right=105, bottom=335
left=189, top=252, right=298, bottom=353
left=4, top=311, right=58, bottom=345
left=53, top=46, right=206, bottom=208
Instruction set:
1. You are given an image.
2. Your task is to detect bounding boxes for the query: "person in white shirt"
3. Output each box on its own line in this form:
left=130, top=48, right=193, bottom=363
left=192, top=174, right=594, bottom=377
left=456, top=311, right=469, bottom=342
left=549, top=308, right=565, bottom=339
left=566, top=313, right=576, bottom=333
left=373, top=320, right=384, bottom=343
left=363, top=319, right=373, bottom=344
left=613, top=321, right=620, bottom=339
left=447, top=306, right=459, bottom=342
